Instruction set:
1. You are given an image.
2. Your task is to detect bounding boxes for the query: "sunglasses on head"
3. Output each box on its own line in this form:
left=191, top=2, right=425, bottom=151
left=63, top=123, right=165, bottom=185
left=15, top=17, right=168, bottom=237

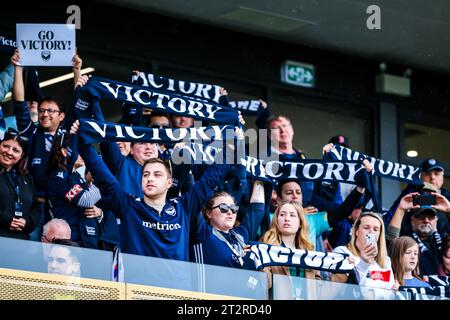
left=211, top=203, right=239, bottom=214
left=4, top=128, right=29, bottom=143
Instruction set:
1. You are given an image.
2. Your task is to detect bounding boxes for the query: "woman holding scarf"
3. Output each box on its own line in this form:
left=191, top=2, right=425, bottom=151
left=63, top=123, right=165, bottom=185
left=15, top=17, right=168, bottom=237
left=259, top=200, right=320, bottom=299
left=191, top=179, right=266, bottom=268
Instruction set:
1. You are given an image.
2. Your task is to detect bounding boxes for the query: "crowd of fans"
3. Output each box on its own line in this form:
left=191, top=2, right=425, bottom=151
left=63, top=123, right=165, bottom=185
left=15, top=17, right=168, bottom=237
left=0, top=49, right=449, bottom=299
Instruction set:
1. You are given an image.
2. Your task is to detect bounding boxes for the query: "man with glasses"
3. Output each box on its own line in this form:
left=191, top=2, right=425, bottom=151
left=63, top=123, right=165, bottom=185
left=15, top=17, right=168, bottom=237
left=11, top=50, right=69, bottom=241
left=11, top=50, right=67, bottom=241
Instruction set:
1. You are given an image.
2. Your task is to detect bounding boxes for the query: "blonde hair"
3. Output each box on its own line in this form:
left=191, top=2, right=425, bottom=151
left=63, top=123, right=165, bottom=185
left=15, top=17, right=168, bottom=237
left=389, top=236, right=421, bottom=286
left=260, top=200, right=313, bottom=251
left=348, top=212, right=388, bottom=268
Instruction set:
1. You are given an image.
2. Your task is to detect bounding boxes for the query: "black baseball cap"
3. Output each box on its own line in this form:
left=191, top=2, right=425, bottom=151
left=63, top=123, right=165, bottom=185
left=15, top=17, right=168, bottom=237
left=411, top=207, right=436, bottom=218
left=420, top=158, right=444, bottom=173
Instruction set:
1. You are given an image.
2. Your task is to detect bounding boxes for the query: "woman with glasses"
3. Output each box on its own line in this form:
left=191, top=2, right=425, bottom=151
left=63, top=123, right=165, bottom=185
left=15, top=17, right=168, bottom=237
left=0, top=128, right=39, bottom=239
left=191, top=179, right=266, bottom=268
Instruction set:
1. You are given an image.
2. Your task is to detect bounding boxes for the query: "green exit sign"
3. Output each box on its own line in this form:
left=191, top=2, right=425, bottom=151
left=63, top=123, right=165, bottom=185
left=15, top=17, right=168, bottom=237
left=281, top=60, right=315, bottom=88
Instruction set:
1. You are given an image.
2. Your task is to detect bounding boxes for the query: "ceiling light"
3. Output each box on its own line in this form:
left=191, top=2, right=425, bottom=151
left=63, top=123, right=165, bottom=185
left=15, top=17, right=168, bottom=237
left=406, top=150, right=418, bottom=157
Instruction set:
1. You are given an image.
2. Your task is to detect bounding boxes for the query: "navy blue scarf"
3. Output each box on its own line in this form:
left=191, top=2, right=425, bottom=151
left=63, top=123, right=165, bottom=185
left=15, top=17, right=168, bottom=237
left=77, top=118, right=235, bottom=145
left=228, top=100, right=262, bottom=116
left=75, top=118, right=383, bottom=188
left=0, top=35, right=16, bottom=52
left=130, top=71, right=229, bottom=106
left=247, top=243, right=355, bottom=274
left=330, top=145, right=421, bottom=185
left=72, top=76, right=240, bottom=126
left=400, top=285, right=449, bottom=299
left=242, top=156, right=371, bottom=185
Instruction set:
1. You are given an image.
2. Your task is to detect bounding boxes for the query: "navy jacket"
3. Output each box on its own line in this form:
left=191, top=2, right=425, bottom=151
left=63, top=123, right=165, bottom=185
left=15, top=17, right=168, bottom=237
left=191, top=202, right=265, bottom=268
left=0, top=170, right=40, bottom=239
left=47, top=170, right=100, bottom=247
left=100, top=142, right=144, bottom=198
left=80, top=143, right=232, bottom=260
left=14, top=100, right=55, bottom=197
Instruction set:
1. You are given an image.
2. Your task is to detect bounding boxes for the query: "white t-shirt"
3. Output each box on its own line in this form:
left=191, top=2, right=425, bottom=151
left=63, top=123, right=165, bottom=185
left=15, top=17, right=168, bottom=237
left=333, top=246, right=395, bottom=290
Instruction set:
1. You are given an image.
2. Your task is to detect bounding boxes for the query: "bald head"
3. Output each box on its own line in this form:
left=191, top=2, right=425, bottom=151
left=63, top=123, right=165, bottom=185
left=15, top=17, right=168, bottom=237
left=41, top=219, right=71, bottom=243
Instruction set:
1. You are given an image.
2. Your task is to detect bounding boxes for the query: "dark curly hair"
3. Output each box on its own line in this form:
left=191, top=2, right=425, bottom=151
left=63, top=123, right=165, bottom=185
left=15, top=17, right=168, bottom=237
left=47, top=132, right=71, bottom=175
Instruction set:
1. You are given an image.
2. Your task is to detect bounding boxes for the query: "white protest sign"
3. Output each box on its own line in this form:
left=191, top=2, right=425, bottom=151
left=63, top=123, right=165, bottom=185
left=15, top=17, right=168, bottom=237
left=16, top=24, right=75, bottom=66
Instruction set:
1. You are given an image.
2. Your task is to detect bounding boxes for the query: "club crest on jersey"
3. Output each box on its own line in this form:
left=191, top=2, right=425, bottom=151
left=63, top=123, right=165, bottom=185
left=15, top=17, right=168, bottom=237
left=166, top=206, right=176, bottom=216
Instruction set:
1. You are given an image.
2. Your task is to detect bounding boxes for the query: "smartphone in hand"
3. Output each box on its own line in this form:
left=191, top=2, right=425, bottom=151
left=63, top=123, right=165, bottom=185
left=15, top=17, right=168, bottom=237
left=365, top=233, right=377, bottom=246
left=413, top=194, right=436, bottom=207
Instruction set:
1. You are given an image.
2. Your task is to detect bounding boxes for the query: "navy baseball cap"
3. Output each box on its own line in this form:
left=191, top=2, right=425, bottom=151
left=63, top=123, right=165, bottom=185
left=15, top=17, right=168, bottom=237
left=420, top=158, right=444, bottom=173
left=411, top=207, right=436, bottom=218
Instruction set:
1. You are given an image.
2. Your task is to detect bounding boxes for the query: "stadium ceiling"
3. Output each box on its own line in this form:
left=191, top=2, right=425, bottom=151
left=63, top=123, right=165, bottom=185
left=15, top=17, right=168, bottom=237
left=101, top=0, right=450, bottom=75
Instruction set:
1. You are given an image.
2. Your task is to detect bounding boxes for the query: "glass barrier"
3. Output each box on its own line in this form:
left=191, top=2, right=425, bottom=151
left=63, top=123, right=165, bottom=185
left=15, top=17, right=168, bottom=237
left=122, top=252, right=268, bottom=299
left=3, top=237, right=446, bottom=300
left=0, top=237, right=113, bottom=281
left=272, top=274, right=412, bottom=300
left=407, top=292, right=448, bottom=300
left=0, top=237, right=268, bottom=299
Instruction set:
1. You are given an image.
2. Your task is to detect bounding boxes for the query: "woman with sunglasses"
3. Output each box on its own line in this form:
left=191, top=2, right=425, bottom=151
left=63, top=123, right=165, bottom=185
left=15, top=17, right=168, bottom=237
left=0, top=128, right=39, bottom=239
left=191, top=179, right=266, bottom=268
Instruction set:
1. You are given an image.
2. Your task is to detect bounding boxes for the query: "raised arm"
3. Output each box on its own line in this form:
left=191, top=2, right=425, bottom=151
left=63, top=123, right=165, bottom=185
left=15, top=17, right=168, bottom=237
left=72, top=49, right=82, bottom=90
left=11, top=49, right=24, bottom=102
left=71, top=120, right=130, bottom=218
left=236, top=179, right=266, bottom=242
left=386, top=192, right=420, bottom=242
left=11, top=50, right=36, bottom=135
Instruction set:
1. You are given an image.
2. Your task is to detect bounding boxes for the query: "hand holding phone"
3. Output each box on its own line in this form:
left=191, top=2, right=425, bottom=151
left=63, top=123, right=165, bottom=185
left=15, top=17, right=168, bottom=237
left=413, top=194, right=436, bottom=207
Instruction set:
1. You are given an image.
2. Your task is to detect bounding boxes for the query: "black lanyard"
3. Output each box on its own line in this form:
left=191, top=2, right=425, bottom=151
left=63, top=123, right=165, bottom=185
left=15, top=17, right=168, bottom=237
left=5, top=170, right=21, bottom=204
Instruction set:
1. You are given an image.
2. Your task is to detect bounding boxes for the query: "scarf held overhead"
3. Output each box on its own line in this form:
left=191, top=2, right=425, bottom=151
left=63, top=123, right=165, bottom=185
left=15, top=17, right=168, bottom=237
left=228, top=100, right=263, bottom=116
left=73, top=76, right=240, bottom=125
left=248, top=243, right=355, bottom=274
left=241, top=156, right=367, bottom=185
left=77, top=118, right=236, bottom=145
left=76, top=119, right=372, bottom=185
left=130, top=71, right=228, bottom=105
left=330, top=145, right=421, bottom=185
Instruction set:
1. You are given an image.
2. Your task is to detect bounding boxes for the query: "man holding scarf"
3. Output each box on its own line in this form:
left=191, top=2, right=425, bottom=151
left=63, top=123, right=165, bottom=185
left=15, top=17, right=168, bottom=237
left=70, top=119, right=243, bottom=260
